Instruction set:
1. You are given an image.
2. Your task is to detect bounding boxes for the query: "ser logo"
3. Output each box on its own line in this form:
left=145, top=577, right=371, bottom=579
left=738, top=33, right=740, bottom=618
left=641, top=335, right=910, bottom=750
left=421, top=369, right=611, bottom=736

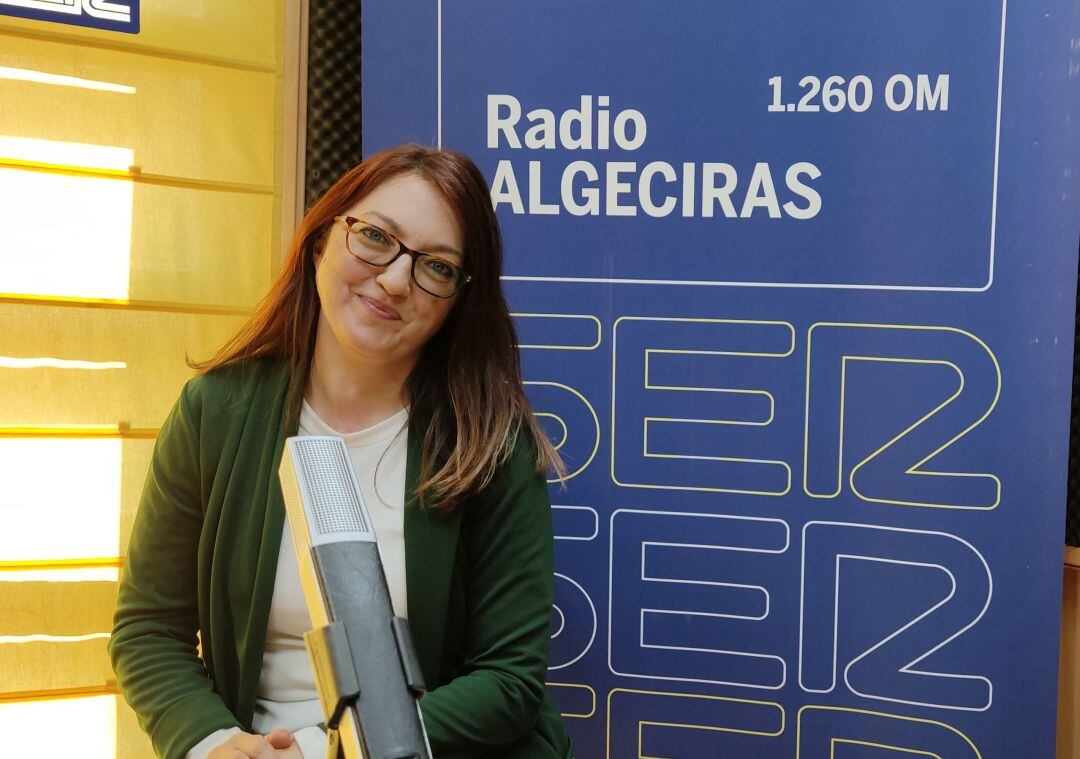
left=0, top=0, right=139, bottom=34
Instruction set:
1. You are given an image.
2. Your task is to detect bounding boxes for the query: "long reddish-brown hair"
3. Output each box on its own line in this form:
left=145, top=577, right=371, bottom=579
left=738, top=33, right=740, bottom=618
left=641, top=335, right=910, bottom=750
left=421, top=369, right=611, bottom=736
left=193, top=144, right=562, bottom=507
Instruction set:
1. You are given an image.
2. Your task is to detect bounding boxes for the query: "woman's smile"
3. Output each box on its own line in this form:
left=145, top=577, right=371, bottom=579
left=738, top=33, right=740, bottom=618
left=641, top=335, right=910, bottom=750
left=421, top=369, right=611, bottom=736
left=356, top=293, right=402, bottom=321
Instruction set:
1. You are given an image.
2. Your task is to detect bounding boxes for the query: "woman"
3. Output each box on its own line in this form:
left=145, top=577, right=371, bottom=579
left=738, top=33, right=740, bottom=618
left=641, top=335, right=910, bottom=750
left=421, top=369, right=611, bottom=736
left=109, top=145, right=572, bottom=759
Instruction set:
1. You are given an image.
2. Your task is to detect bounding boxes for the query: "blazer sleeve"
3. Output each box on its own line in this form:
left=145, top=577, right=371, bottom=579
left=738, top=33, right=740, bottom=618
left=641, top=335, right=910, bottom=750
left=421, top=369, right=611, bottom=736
left=109, top=379, right=242, bottom=759
left=419, top=432, right=555, bottom=757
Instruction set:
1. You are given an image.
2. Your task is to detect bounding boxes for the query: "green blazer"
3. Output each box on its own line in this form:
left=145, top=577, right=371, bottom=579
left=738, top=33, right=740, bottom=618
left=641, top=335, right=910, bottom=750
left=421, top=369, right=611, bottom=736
left=109, top=358, right=572, bottom=759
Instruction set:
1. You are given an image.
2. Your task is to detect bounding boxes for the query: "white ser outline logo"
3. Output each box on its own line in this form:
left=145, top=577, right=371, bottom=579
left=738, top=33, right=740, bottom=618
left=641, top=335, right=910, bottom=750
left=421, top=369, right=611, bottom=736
left=0, top=0, right=133, bottom=24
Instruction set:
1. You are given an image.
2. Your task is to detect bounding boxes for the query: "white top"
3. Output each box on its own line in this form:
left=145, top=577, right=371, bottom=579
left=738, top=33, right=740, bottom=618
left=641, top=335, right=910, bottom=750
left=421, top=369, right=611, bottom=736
left=185, top=401, right=410, bottom=759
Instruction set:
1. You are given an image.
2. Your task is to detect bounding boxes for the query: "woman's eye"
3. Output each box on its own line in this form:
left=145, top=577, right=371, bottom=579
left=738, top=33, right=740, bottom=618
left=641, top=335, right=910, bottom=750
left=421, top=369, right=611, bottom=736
left=358, top=226, right=391, bottom=247
left=423, top=258, right=454, bottom=279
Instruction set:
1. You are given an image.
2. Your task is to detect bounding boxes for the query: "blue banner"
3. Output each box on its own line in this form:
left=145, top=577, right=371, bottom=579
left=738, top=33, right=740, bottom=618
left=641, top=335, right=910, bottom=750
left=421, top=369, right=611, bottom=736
left=364, top=2, right=1080, bottom=756
left=0, top=0, right=139, bottom=34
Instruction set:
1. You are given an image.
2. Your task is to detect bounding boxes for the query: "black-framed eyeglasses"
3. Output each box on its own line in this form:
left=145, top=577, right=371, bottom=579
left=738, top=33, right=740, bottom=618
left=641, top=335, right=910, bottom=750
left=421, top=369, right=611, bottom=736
left=332, top=215, right=471, bottom=298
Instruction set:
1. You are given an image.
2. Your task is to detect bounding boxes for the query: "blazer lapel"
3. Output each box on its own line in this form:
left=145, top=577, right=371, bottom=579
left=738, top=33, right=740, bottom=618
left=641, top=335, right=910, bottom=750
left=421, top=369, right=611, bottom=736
left=235, top=363, right=302, bottom=727
left=404, top=422, right=462, bottom=688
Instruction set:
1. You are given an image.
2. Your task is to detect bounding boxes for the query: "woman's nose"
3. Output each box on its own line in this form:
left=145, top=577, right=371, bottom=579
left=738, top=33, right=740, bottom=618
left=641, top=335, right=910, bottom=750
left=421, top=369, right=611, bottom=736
left=376, top=254, right=413, bottom=296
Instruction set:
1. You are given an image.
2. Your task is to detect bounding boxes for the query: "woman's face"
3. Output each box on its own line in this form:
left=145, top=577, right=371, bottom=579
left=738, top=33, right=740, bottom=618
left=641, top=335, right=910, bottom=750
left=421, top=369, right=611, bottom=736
left=313, top=173, right=464, bottom=372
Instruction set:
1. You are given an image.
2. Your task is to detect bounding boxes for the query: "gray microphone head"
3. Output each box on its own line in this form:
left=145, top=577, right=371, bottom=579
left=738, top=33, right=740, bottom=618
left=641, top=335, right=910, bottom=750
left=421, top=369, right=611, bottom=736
left=279, top=435, right=376, bottom=548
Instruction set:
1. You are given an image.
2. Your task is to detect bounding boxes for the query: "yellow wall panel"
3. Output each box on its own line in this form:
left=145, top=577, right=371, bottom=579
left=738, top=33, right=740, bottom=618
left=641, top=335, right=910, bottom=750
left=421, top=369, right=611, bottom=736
left=0, top=437, right=164, bottom=567
left=0, top=2, right=280, bottom=69
left=0, top=169, right=274, bottom=305
left=0, top=165, right=134, bottom=300
left=0, top=36, right=277, bottom=186
left=0, top=580, right=116, bottom=637
left=116, top=693, right=155, bottom=759
left=0, top=438, right=122, bottom=562
left=0, top=5, right=291, bottom=750
left=0, top=637, right=112, bottom=693
left=128, top=183, right=274, bottom=308
left=0, top=693, right=117, bottom=759
left=119, top=439, right=155, bottom=558
left=0, top=303, right=244, bottom=428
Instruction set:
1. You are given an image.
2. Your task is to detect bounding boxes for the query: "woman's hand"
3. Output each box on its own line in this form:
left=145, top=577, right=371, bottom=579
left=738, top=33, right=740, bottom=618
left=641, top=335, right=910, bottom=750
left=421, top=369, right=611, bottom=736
left=207, top=728, right=303, bottom=758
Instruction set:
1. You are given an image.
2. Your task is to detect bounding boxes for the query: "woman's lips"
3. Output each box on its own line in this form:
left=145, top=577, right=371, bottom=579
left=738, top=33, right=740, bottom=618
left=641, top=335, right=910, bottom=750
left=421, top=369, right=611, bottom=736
left=357, top=294, right=401, bottom=320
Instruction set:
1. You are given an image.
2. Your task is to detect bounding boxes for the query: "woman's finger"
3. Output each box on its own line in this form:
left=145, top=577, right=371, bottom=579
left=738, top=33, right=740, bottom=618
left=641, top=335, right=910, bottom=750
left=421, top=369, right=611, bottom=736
left=224, top=732, right=279, bottom=758
left=264, top=728, right=294, bottom=749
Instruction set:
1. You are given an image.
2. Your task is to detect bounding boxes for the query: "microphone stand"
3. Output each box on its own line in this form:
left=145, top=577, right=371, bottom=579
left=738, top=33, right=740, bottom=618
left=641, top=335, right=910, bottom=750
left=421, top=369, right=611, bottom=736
left=305, top=620, right=358, bottom=759
left=306, top=616, right=428, bottom=759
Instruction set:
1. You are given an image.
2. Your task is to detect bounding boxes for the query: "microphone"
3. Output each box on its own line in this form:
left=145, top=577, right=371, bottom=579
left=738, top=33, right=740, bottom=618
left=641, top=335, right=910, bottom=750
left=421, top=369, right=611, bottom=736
left=278, top=435, right=432, bottom=759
